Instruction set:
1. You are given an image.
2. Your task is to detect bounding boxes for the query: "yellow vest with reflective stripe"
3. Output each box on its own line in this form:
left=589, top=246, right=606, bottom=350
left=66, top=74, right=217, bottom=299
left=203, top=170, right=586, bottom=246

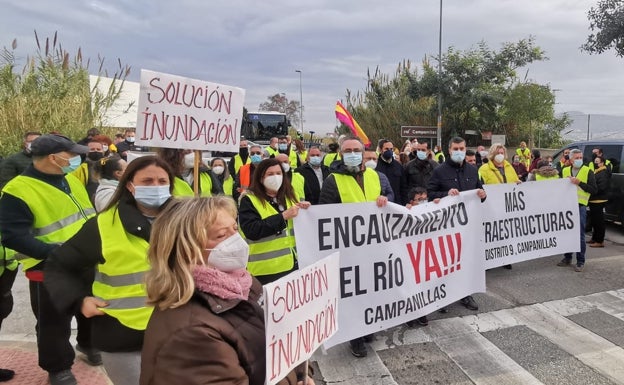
left=172, top=177, right=194, bottom=197
left=198, top=172, right=213, bottom=197
left=93, top=206, right=152, bottom=330
left=535, top=173, right=559, bottom=181
left=323, top=153, right=340, bottom=167
left=562, top=166, right=591, bottom=205
left=232, top=154, right=251, bottom=175
left=265, top=147, right=279, bottom=158
left=241, top=194, right=296, bottom=277
left=588, top=159, right=611, bottom=171
left=516, top=148, right=531, bottom=168
left=2, top=174, right=95, bottom=271
left=296, top=150, right=308, bottom=166
left=287, top=149, right=299, bottom=168
left=334, top=168, right=381, bottom=203
left=291, top=172, right=305, bottom=201
left=221, top=175, right=234, bottom=196
left=0, top=246, right=18, bottom=276
left=435, top=152, right=445, bottom=163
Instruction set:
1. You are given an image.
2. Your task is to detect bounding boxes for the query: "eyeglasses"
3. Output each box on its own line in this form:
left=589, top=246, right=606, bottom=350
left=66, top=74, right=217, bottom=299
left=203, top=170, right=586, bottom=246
left=250, top=151, right=262, bottom=156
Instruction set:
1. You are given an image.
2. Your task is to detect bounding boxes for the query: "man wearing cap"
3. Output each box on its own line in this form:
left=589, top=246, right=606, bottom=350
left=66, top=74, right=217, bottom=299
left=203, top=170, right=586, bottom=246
left=0, top=134, right=98, bottom=385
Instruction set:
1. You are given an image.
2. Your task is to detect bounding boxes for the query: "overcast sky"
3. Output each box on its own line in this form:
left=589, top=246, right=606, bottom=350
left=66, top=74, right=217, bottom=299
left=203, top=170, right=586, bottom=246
left=1, top=0, right=622, bottom=136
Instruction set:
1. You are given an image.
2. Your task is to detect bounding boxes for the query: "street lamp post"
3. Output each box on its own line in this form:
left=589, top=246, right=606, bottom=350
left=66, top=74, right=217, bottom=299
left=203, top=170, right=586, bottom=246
left=295, top=70, right=303, bottom=132
left=436, top=0, right=443, bottom=148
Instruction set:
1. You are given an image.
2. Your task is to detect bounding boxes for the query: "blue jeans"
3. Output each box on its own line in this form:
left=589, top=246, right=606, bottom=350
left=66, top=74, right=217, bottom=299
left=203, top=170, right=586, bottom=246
left=564, top=205, right=587, bottom=266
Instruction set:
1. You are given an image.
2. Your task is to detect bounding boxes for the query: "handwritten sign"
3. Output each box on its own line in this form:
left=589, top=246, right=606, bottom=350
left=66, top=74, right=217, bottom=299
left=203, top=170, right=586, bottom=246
left=481, top=179, right=580, bottom=268
left=264, top=253, right=340, bottom=385
left=135, top=69, right=245, bottom=152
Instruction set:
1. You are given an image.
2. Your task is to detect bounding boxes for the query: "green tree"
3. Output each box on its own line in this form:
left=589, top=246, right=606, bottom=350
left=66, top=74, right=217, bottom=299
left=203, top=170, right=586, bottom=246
left=582, top=0, right=624, bottom=57
left=343, top=60, right=435, bottom=147
left=418, top=38, right=546, bottom=142
left=0, top=31, right=130, bottom=155
left=258, top=93, right=301, bottom=128
left=343, top=38, right=568, bottom=149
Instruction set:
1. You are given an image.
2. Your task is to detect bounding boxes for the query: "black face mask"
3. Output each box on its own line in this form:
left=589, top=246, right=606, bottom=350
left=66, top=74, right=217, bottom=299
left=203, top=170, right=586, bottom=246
left=591, top=153, right=598, bottom=160
left=239, top=147, right=248, bottom=157
left=87, top=152, right=104, bottom=161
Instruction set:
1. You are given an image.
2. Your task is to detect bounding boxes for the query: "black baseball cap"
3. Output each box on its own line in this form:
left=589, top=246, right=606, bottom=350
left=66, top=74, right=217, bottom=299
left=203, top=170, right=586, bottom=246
left=30, top=134, right=89, bottom=156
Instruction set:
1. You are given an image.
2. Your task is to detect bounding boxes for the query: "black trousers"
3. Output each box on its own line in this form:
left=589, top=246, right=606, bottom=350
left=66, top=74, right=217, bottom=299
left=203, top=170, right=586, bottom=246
left=0, top=268, right=18, bottom=328
left=588, top=202, right=606, bottom=243
left=29, top=280, right=93, bottom=373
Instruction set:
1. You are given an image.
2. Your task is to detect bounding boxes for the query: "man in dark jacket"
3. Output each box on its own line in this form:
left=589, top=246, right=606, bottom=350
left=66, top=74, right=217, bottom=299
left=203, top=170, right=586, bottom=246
left=318, top=137, right=389, bottom=359
left=405, top=141, right=439, bottom=190
left=295, top=146, right=330, bottom=205
left=115, top=129, right=148, bottom=160
left=427, top=136, right=487, bottom=312
left=0, top=131, right=41, bottom=188
left=375, top=139, right=408, bottom=204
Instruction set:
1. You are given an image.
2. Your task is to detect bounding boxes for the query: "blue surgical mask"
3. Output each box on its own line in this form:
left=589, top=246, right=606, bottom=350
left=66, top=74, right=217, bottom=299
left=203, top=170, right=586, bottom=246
left=416, top=151, right=427, bottom=160
left=250, top=154, right=262, bottom=164
left=133, top=184, right=171, bottom=208
left=451, top=151, right=465, bottom=164
left=309, top=156, right=322, bottom=166
left=56, top=155, right=82, bottom=174
left=573, top=159, right=583, bottom=168
left=343, top=152, right=362, bottom=167
left=278, top=143, right=288, bottom=151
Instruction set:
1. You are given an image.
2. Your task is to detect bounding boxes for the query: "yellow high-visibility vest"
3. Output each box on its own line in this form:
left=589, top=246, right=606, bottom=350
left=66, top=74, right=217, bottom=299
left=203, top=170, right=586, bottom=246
left=241, top=194, right=296, bottom=277
left=333, top=168, right=381, bottom=203
left=172, top=177, right=194, bottom=197
left=93, top=206, right=152, bottom=330
left=562, top=166, right=591, bottom=205
left=2, top=174, right=95, bottom=271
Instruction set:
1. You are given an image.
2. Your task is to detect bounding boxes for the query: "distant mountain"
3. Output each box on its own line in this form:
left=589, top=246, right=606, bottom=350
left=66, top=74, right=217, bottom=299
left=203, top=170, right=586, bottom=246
left=560, top=112, right=624, bottom=142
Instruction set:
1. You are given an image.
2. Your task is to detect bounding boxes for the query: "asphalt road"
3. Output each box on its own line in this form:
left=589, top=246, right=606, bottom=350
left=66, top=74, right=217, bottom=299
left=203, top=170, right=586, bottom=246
left=311, top=223, right=624, bottom=384
left=1, top=224, right=624, bottom=384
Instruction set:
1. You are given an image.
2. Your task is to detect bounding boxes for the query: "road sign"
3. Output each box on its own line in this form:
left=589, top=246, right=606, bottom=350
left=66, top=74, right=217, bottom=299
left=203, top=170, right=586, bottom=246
left=401, top=126, right=438, bottom=138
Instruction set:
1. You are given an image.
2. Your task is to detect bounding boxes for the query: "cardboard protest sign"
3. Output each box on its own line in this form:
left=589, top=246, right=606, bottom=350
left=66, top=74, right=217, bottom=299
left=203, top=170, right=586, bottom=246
left=135, top=69, right=245, bottom=152
left=264, top=253, right=340, bottom=385
left=294, top=192, right=485, bottom=347
left=481, top=179, right=580, bottom=269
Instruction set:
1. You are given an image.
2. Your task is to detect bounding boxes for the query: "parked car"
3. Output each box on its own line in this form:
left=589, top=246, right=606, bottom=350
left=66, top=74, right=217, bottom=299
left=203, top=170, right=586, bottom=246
left=552, top=140, right=624, bottom=228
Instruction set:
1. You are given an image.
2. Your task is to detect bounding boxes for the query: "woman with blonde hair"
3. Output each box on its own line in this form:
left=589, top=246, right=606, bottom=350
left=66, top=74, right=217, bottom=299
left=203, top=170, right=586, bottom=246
left=140, top=197, right=313, bottom=385
left=479, top=143, right=520, bottom=185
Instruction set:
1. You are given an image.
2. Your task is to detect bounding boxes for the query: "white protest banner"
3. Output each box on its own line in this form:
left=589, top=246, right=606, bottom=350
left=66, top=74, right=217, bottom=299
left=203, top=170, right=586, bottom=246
left=264, top=252, right=340, bottom=385
left=135, top=69, right=245, bottom=152
left=482, top=179, right=580, bottom=269
left=294, top=192, right=485, bottom=347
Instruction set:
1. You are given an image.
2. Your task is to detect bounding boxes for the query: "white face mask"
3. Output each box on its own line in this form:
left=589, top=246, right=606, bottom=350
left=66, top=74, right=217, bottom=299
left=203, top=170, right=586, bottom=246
left=263, top=174, right=283, bottom=191
left=184, top=153, right=195, bottom=169
left=205, top=233, right=249, bottom=272
left=212, top=166, right=225, bottom=175
left=281, top=163, right=291, bottom=173
left=480, top=151, right=489, bottom=159
left=494, top=154, right=505, bottom=164
left=364, top=160, right=377, bottom=169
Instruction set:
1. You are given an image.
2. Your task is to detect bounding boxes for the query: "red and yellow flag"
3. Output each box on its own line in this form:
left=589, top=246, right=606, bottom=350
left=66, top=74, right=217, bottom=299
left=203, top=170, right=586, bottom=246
left=334, top=101, right=371, bottom=147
